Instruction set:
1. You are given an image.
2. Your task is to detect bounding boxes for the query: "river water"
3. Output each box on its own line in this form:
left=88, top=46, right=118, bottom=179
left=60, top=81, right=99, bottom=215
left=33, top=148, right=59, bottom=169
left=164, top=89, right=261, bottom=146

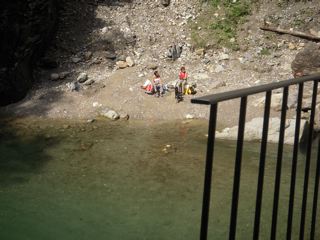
left=0, top=119, right=319, bottom=239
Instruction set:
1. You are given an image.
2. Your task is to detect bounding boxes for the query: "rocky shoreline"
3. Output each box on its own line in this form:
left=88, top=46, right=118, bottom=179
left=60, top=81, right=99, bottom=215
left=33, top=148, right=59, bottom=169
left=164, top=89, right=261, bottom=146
left=2, top=0, right=320, bottom=145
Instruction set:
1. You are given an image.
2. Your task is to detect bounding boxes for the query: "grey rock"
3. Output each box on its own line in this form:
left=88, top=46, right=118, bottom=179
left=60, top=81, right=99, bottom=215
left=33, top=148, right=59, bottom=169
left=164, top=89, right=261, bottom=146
left=105, top=51, right=117, bottom=60
left=59, top=71, right=70, bottom=79
left=214, top=65, right=225, bottom=73
left=101, top=27, right=108, bottom=34
left=292, top=43, right=320, bottom=76
left=77, top=72, right=88, bottom=83
left=216, top=118, right=306, bottom=144
left=119, top=112, right=130, bottom=120
left=202, top=59, right=211, bottom=64
left=148, top=63, right=158, bottom=70
left=117, top=55, right=126, bottom=61
left=50, top=73, right=60, bottom=81
left=116, top=61, right=128, bottom=69
left=185, top=114, right=194, bottom=119
left=66, top=82, right=79, bottom=92
left=87, top=119, right=95, bottom=123
left=83, top=79, right=95, bottom=86
left=161, top=0, right=170, bottom=7
left=218, top=53, right=229, bottom=60
left=72, top=57, right=82, bottom=63
left=126, top=56, right=135, bottom=67
left=84, top=51, right=93, bottom=60
left=100, top=109, right=120, bottom=120
left=195, top=48, right=205, bottom=56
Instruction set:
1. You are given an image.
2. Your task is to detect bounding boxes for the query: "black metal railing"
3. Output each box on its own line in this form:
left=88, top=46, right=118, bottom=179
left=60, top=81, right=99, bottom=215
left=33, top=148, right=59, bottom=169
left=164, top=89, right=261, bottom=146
left=191, top=74, right=320, bottom=240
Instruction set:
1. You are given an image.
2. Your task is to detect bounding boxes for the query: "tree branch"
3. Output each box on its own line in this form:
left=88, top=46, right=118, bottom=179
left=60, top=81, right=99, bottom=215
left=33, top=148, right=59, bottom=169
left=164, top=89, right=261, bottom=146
left=260, top=25, right=320, bottom=42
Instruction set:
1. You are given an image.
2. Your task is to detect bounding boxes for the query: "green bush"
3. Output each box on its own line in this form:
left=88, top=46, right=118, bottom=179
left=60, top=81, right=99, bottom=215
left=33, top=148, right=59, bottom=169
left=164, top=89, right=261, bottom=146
left=190, top=0, right=251, bottom=50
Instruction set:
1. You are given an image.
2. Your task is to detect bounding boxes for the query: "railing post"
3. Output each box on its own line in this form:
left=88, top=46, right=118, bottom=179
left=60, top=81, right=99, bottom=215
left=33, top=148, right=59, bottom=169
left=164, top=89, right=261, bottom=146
left=310, top=134, right=320, bottom=240
left=229, top=97, right=247, bottom=240
left=287, top=83, right=304, bottom=240
left=299, top=80, right=318, bottom=240
left=271, top=86, right=289, bottom=240
left=253, top=91, right=271, bottom=239
left=200, top=103, right=218, bottom=240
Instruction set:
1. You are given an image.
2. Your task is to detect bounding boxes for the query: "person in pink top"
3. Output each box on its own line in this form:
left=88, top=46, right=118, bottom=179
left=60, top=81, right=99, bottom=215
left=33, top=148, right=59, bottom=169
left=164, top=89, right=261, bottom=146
left=153, top=71, right=163, bottom=97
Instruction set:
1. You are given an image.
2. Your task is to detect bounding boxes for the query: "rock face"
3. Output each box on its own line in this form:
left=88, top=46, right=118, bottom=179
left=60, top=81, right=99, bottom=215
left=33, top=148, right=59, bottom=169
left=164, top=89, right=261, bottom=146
left=291, top=43, right=320, bottom=76
left=0, top=0, right=58, bottom=106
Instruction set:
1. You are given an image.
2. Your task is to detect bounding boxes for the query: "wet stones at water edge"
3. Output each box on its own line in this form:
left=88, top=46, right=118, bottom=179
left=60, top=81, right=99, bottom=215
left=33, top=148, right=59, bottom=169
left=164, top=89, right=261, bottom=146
left=99, top=107, right=129, bottom=121
left=100, top=109, right=120, bottom=121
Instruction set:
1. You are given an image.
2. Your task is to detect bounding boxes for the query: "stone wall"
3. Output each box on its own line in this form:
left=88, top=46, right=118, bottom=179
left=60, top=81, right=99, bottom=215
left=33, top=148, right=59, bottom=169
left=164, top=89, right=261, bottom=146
left=0, top=0, right=58, bottom=106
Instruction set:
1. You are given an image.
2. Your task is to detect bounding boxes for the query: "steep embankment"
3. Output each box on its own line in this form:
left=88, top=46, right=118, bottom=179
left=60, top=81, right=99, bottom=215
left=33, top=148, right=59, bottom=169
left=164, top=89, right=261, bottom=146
left=0, top=0, right=58, bottom=106
left=1, top=0, right=320, bottom=126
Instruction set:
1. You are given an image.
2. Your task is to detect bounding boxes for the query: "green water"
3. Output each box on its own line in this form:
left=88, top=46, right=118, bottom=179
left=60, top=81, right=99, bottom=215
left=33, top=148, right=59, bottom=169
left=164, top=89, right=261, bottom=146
left=0, top=119, right=319, bottom=240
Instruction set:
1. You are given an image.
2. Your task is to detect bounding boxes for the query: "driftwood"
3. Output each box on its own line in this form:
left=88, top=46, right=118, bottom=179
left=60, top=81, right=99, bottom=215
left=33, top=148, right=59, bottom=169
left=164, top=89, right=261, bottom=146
left=260, top=25, right=320, bottom=42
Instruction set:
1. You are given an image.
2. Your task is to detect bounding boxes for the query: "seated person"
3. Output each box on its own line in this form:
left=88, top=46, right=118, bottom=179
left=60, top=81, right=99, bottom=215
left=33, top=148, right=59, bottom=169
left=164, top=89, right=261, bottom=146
left=141, top=79, right=154, bottom=94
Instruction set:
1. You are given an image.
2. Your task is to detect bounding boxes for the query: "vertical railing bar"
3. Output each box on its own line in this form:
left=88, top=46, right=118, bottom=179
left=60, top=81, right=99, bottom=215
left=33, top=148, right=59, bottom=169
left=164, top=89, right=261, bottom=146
left=253, top=91, right=272, bottom=240
left=310, top=133, right=320, bottom=239
left=229, top=96, right=247, bottom=240
left=271, top=86, right=289, bottom=240
left=287, top=83, right=304, bottom=240
left=200, top=103, right=218, bottom=240
left=299, top=80, right=318, bottom=240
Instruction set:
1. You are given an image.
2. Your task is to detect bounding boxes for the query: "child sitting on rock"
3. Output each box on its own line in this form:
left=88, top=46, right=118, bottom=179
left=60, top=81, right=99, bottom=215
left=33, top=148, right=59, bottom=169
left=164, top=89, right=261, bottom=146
left=141, top=79, right=154, bottom=94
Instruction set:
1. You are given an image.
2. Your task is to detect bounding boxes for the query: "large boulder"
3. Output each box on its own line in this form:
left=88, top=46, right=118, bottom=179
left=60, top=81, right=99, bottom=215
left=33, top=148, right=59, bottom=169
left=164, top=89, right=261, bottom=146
left=0, top=0, right=58, bottom=106
left=291, top=43, right=320, bottom=76
left=216, top=117, right=306, bottom=145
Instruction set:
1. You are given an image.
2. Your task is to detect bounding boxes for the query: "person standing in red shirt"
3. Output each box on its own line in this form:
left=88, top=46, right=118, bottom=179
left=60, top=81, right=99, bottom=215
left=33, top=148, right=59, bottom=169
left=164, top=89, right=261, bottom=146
left=178, top=66, right=188, bottom=94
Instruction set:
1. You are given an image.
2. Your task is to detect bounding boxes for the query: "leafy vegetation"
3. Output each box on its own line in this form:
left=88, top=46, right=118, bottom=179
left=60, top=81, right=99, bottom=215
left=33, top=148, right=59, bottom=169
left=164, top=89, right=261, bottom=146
left=190, top=0, right=251, bottom=50
left=259, top=47, right=271, bottom=56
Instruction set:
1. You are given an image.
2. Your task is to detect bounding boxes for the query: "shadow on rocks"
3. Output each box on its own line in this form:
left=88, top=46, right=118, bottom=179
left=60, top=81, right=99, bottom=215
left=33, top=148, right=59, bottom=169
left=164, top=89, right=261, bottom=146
left=0, top=89, right=66, bottom=118
left=0, top=120, right=61, bottom=186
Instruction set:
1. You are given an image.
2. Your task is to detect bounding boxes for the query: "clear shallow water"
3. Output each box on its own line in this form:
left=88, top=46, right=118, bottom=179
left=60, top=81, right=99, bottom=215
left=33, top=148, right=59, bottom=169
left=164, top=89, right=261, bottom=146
left=0, top=119, right=319, bottom=240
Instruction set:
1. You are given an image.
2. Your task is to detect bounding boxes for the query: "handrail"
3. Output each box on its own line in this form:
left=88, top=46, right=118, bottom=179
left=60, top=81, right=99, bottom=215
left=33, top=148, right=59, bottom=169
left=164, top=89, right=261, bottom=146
left=191, top=74, right=320, bottom=105
left=191, top=73, right=320, bottom=240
